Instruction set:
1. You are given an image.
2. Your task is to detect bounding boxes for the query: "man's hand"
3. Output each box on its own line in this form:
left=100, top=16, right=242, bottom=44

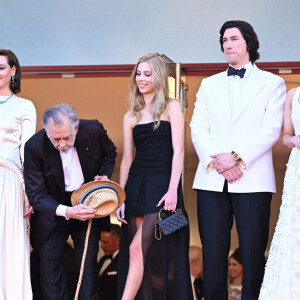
left=222, top=165, right=243, bottom=183
left=211, top=152, right=236, bottom=173
left=66, top=204, right=96, bottom=221
left=94, top=175, right=109, bottom=181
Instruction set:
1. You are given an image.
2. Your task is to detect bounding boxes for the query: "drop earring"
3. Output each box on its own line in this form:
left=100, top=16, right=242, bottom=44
left=11, top=75, right=15, bottom=83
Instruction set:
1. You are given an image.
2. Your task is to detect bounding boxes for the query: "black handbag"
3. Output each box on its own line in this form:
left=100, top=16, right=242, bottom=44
left=154, top=208, right=188, bottom=240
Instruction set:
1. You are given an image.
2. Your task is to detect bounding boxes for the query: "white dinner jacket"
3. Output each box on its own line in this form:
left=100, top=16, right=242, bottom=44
left=190, top=64, right=286, bottom=193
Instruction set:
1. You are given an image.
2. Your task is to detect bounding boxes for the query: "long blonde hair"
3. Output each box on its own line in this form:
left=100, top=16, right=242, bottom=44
left=129, top=53, right=169, bottom=129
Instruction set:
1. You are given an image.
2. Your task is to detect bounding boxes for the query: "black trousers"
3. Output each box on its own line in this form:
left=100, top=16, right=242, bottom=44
left=38, top=217, right=102, bottom=300
left=197, top=182, right=271, bottom=300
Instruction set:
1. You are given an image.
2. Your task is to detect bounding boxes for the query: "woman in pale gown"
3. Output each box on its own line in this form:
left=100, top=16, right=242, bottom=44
left=259, top=87, right=300, bottom=299
left=0, top=49, right=36, bottom=300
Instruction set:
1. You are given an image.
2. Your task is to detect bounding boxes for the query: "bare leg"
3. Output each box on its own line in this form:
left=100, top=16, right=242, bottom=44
left=122, top=217, right=144, bottom=300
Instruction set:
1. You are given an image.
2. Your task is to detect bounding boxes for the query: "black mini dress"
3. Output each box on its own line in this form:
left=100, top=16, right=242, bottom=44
left=118, top=121, right=193, bottom=300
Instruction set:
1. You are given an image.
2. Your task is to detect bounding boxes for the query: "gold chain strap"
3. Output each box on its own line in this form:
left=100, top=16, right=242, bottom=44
left=154, top=208, right=163, bottom=240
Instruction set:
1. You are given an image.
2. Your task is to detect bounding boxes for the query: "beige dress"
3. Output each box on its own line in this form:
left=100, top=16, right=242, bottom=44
left=0, top=95, right=36, bottom=300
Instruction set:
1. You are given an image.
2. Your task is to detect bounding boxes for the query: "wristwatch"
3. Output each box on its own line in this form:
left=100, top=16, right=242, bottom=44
left=231, top=151, right=241, bottom=161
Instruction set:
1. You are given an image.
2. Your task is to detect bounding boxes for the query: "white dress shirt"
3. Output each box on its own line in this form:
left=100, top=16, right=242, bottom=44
left=99, top=250, right=119, bottom=276
left=190, top=274, right=197, bottom=300
left=228, top=61, right=253, bottom=119
left=56, top=147, right=84, bottom=218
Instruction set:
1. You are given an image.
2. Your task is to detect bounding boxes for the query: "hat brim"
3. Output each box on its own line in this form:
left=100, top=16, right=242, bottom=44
left=71, top=180, right=125, bottom=217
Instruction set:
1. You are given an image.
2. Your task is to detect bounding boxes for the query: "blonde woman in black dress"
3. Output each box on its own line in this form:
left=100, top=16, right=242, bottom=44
left=116, top=53, right=192, bottom=300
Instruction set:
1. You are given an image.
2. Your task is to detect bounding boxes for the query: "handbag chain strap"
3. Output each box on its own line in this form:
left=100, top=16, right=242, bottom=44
left=154, top=208, right=164, bottom=241
left=154, top=208, right=181, bottom=241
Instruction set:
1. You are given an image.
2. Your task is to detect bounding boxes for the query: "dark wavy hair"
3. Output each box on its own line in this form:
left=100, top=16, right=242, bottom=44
left=219, top=20, right=260, bottom=63
left=103, top=224, right=121, bottom=239
left=0, top=49, right=21, bottom=94
left=229, top=247, right=242, bottom=265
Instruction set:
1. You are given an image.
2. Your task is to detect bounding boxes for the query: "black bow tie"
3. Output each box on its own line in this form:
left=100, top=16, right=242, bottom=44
left=227, top=66, right=246, bottom=78
left=103, top=255, right=112, bottom=260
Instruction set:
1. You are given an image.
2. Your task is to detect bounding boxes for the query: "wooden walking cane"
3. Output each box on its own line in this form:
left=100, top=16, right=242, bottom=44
left=71, top=180, right=125, bottom=300
left=74, top=219, right=92, bottom=300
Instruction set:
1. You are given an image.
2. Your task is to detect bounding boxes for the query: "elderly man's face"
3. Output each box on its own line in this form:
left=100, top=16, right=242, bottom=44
left=46, top=117, right=78, bottom=151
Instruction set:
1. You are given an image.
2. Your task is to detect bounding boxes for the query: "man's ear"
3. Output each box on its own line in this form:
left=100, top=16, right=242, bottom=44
left=74, top=124, right=79, bottom=134
left=45, top=129, right=50, bottom=138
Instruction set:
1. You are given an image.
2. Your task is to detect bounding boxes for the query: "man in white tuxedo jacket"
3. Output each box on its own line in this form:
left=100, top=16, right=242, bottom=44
left=190, top=20, right=286, bottom=300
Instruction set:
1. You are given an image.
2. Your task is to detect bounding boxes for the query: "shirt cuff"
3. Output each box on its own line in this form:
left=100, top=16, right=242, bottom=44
left=56, top=204, right=70, bottom=220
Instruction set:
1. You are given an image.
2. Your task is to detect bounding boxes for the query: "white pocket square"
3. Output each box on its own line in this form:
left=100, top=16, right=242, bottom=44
left=107, top=271, right=117, bottom=275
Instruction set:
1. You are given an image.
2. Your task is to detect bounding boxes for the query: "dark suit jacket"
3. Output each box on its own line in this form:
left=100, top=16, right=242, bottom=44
left=24, top=119, right=117, bottom=249
left=194, top=276, right=204, bottom=300
left=97, top=253, right=118, bottom=300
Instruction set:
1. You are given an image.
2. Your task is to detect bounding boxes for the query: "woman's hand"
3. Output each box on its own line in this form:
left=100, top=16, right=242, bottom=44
left=291, top=135, right=300, bottom=149
left=24, top=200, right=33, bottom=218
left=24, top=200, right=33, bottom=227
left=116, top=203, right=127, bottom=224
left=157, top=189, right=177, bottom=212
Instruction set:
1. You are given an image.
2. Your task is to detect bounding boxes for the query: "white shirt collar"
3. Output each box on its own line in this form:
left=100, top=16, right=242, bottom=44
left=112, top=250, right=119, bottom=259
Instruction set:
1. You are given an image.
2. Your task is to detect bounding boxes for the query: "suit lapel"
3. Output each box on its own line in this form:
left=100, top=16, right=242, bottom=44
left=46, top=139, right=65, bottom=193
left=74, top=126, right=93, bottom=183
left=231, top=64, right=264, bottom=124
left=215, top=72, right=232, bottom=124
left=99, top=254, right=118, bottom=278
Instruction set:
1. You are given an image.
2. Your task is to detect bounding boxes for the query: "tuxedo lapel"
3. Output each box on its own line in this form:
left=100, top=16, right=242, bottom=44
left=74, top=128, right=94, bottom=183
left=214, top=72, right=232, bottom=124
left=46, top=139, right=65, bottom=193
left=231, top=65, right=264, bottom=124
left=97, top=256, right=108, bottom=273
left=99, top=255, right=118, bottom=278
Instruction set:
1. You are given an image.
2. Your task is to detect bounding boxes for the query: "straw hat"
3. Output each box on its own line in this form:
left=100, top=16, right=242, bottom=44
left=71, top=180, right=125, bottom=218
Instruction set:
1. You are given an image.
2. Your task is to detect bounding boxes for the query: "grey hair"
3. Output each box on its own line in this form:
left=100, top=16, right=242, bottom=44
left=42, top=103, right=79, bottom=129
